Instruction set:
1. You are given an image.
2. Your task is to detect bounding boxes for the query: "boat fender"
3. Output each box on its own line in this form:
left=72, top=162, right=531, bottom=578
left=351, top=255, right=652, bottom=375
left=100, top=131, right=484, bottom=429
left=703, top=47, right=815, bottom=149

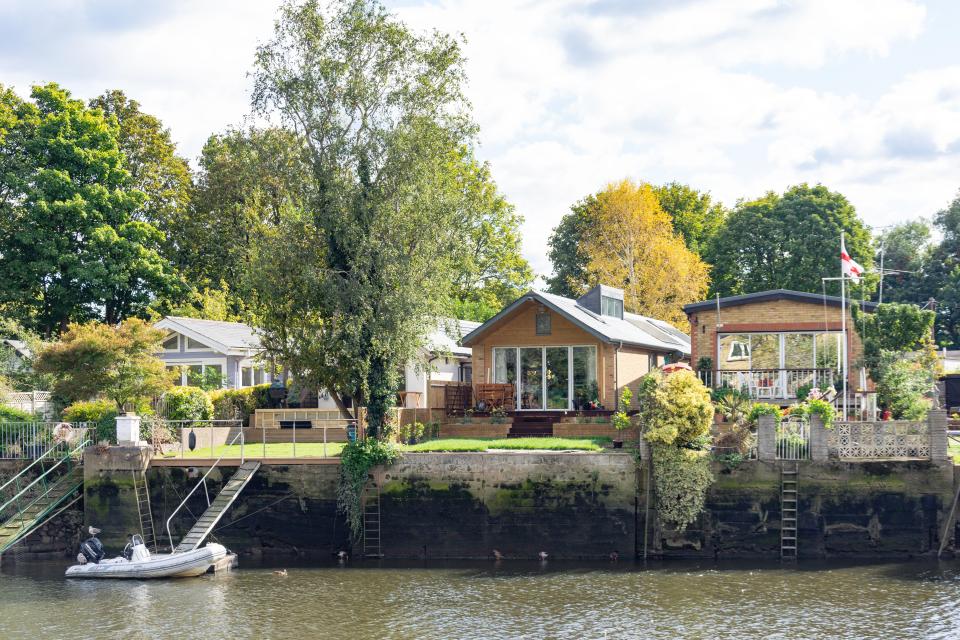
left=188, top=429, right=197, bottom=451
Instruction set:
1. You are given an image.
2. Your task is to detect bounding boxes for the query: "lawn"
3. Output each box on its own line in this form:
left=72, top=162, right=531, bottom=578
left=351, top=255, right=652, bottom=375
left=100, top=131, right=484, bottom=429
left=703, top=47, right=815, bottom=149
left=401, top=437, right=611, bottom=452
left=949, top=439, right=960, bottom=464
left=161, top=441, right=347, bottom=459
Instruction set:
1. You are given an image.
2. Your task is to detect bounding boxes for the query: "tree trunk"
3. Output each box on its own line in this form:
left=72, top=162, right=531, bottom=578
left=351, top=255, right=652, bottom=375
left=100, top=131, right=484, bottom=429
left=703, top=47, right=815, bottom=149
left=365, top=355, right=394, bottom=439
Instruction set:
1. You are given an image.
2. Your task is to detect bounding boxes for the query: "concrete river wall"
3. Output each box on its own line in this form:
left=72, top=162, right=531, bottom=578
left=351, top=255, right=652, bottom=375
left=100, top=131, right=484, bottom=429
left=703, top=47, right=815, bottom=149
left=2, top=452, right=957, bottom=562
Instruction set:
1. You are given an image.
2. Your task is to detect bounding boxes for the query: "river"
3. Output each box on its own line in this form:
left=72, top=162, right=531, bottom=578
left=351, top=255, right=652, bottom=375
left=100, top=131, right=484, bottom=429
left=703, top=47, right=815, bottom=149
left=1, top=558, right=959, bottom=639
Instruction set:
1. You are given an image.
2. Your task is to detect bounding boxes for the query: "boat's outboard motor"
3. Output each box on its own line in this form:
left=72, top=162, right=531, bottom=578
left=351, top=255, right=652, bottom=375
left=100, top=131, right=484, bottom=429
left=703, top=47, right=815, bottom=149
left=79, top=526, right=105, bottom=564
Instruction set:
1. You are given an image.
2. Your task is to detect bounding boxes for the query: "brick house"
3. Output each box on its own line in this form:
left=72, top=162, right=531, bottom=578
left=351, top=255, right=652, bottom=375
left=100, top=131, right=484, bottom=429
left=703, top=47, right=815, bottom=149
left=684, top=289, right=876, bottom=403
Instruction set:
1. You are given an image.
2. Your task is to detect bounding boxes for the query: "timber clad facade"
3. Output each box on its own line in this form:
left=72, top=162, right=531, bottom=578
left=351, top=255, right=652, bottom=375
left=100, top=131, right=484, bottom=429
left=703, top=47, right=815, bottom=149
left=463, top=286, right=690, bottom=411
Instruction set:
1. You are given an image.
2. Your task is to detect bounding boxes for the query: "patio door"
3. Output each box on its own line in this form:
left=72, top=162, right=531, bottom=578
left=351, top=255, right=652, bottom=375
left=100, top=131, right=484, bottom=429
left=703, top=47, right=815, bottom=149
left=545, top=347, right=569, bottom=410
left=519, top=348, right=543, bottom=410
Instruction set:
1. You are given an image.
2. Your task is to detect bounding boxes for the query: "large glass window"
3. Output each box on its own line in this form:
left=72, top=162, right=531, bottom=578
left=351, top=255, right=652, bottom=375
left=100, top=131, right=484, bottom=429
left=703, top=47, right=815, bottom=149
left=162, top=334, right=179, bottom=351
left=520, top=348, right=543, bottom=410
left=242, top=367, right=253, bottom=387
left=815, top=333, right=842, bottom=370
left=751, top=334, right=779, bottom=370
left=718, top=334, right=751, bottom=370
left=784, top=334, right=814, bottom=369
left=573, top=346, right=598, bottom=409
left=545, top=347, right=569, bottom=409
left=493, top=348, right=517, bottom=384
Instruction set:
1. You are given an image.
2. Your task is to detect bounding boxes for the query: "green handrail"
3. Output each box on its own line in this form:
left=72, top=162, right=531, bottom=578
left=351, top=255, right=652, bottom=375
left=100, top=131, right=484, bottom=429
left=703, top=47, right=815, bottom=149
left=0, top=438, right=90, bottom=522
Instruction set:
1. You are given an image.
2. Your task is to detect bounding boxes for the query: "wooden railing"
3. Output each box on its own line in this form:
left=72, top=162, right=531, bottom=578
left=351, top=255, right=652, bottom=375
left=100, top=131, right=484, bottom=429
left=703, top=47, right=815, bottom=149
left=698, top=368, right=836, bottom=399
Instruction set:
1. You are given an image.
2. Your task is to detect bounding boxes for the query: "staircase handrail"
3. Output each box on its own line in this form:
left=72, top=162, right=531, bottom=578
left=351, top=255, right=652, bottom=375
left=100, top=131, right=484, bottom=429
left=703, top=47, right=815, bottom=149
left=0, top=437, right=90, bottom=515
left=166, top=427, right=245, bottom=553
left=0, top=424, right=90, bottom=496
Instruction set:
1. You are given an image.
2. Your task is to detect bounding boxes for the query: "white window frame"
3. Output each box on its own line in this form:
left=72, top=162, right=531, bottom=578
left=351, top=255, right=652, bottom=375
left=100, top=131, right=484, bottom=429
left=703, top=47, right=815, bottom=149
left=184, top=336, right=212, bottom=352
left=169, top=359, right=228, bottom=386
left=491, top=345, right=598, bottom=411
left=162, top=333, right=180, bottom=352
left=716, top=331, right=845, bottom=372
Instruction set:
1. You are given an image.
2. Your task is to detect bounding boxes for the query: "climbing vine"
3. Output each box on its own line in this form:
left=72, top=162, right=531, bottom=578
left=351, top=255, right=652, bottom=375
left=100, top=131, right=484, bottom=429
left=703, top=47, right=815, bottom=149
left=337, top=438, right=401, bottom=540
left=650, top=444, right=714, bottom=529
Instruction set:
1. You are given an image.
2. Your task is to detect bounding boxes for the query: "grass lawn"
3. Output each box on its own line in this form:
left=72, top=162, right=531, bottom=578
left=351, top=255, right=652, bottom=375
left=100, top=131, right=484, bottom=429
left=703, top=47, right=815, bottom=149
left=162, top=441, right=347, bottom=459
left=949, top=439, right=960, bottom=464
left=402, top=437, right=611, bottom=452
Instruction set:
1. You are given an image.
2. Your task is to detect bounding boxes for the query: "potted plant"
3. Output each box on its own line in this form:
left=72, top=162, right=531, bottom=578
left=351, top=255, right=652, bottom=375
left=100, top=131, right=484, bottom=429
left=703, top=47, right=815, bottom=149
left=611, top=387, right=633, bottom=448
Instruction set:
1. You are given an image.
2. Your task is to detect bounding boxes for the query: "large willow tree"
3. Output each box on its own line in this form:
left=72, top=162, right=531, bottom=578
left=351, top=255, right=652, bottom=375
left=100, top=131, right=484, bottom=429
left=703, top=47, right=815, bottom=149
left=250, top=0, right=484, bottom=436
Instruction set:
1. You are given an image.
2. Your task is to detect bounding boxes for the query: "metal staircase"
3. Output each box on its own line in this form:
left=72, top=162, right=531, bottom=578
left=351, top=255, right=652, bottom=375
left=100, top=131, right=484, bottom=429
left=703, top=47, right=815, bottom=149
left=780, top=462, right=799, bottom=560
left=0, top=438, right=89, bottom=555
left=170, top=460, right=261, bottom=553
left=362, top=476, right=383, bottom=558
left=132, top=471, right=157, bottom=552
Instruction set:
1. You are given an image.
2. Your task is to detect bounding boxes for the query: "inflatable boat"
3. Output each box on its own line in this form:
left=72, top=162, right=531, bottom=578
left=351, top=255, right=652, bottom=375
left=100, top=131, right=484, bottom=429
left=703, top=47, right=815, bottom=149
left=65, top=531, right=227, bottom=579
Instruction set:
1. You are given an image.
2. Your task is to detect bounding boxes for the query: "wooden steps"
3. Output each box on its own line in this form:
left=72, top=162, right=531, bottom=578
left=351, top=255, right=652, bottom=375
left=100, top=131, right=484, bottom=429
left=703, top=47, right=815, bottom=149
left=508, top=416, right=555, bottom=438
left=174, top=461, right=260, bottom=554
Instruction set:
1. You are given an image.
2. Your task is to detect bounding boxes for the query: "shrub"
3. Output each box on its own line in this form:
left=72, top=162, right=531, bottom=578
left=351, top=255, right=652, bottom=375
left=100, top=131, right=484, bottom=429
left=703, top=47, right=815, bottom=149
left=337, top=439, right=401, bottom=539
left=62, top=399, right=118, bottom=443
left=208, top=384, right=270, bottom=425
left=0, top=404, right=33, bottom=422
left=650, top=444, right=714, bottom=529
left=747, top=403, right=783, bottom=425
left=791, top=398, right=836, bottom=429
left=162, top=386, right=213, bottom=421
left=874, top=352, right=932, bottom=420
left=638, top=370, right=713, bottom=447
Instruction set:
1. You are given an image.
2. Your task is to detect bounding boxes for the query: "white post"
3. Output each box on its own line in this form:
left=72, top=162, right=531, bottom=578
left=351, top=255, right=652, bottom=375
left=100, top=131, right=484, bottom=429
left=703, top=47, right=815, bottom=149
left=116, top=413, right=142, bottom=446
left=841, top=232, right=848, bottom=421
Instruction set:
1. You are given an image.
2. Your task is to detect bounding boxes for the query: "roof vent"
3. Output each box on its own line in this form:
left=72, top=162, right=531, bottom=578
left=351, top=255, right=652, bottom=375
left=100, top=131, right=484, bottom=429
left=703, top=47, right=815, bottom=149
left=577, top=285, right=624, bottom=319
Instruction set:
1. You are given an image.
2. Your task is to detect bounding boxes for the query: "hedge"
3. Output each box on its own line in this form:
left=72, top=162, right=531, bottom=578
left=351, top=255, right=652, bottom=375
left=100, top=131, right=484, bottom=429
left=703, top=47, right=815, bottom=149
left=0, top=404, right=34, bottom=422
left=62, top=399, right=118, bottom=444
left=162, top=386, right=213, bottom=421
left=208, top=384, right=270, bottom=425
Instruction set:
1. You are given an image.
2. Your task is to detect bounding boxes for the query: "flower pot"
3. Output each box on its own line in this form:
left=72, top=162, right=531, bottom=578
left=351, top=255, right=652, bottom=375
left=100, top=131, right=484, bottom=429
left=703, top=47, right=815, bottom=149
left=613, top=440, right=623, bottom=449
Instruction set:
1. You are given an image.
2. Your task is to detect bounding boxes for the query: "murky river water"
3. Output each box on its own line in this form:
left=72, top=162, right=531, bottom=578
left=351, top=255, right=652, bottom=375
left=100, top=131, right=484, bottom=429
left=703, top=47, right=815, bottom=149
left=2, top=558, right=959, bottom=639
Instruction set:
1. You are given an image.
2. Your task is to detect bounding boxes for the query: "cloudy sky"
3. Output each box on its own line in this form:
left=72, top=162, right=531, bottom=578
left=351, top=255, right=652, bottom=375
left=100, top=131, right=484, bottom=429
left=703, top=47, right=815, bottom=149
left=2, top=0, right=959, bottom=276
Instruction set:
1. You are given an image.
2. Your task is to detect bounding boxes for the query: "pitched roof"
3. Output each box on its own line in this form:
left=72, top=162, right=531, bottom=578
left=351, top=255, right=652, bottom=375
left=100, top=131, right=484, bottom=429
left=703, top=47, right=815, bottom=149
left=427, top=319, right=482, bottom=358
left=154, top=316, right=261, bottom=354
left=2, top=339, right=30, bottom=358
left=461, top=289, right=691, bottom=354
left=682, top=289, right=879, bottom=314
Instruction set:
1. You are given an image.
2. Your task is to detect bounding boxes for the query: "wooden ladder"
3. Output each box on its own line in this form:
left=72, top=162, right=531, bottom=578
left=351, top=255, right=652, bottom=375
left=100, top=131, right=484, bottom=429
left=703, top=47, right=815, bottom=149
left=362, top=475, right=383, bottom=558
left=780, top=462, right=799, bottom=560
left=132, top=471, right=157, bottom=552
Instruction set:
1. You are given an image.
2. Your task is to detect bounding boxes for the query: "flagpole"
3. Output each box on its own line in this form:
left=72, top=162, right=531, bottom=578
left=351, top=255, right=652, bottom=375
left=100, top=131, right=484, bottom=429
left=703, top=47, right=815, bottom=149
left=840, top=232, right=848, bottom=420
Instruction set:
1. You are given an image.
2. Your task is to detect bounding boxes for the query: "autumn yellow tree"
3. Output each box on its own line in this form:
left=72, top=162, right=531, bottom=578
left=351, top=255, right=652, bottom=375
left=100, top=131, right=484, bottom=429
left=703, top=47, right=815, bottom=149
left=581, top=179, right=709, bottom=327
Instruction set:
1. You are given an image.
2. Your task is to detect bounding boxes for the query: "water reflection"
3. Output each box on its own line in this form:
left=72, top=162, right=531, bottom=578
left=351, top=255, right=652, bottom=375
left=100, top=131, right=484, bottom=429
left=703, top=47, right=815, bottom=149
left=2, top=558, right=960, bottom=639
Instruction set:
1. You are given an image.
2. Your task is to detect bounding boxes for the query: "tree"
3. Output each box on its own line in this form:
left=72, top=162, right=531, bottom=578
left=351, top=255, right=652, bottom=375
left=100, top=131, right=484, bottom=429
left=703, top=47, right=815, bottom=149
left=34, top=318, right=171, bottom=411
left=707, top=184, right=873, bottom=298
left=181, top=127, right=310, bottom=314
left=0, top=83, right=181, bottom=335
left=88, top=90, right=193, bottom=237
left=653, top=182, right=726, bottom=256
left=250, top=0, right=481, bottom=437
left=0, top=317, right=54, bottom=392
left=579, top=180, right=709, bottom=327
left=875, top=220, right=932, bottom=305
left=925, top=192, right=960, bottom=346
left=545, top=196, right=596, bottom=297
left=447, top=155, right=533, bottom=321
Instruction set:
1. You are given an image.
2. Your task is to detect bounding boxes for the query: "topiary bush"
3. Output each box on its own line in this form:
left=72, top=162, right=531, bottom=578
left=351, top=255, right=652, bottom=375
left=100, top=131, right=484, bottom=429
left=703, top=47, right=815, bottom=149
left=162, top=386, right=213, bottom=421
left=62, top=399, right=118, bottom=443
left=637, top=370, right=713, bottom=447
left=208, top=384, right=270, bottom=425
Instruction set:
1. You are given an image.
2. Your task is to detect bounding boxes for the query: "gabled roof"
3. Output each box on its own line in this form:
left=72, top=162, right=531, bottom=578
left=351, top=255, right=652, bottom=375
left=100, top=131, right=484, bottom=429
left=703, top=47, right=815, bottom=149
left=461, top=290, right=691, bottom=354
left=154, top=316, right=261, bottom=355
left=427, top=319, right=482, bottom=358
left=683, top=289, right=879, bottom=314
left=2, top=339, right=31, bottom=359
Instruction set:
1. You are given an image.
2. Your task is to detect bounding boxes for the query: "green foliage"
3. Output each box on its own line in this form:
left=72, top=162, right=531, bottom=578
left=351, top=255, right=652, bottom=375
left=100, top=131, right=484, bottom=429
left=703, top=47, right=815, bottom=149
left=747, top=403, right=783, bottom=425
left=0, top=317, right=54, bottom=391
left=875, top=220, right=933, bottom=306
left=707, top=184, right=873, bottom=298
left=853, top=302, right=935, bottom=377
left=650, top=444, right=714, bottom=530
left=337, top=438, right=401, bottom=539
left=0, top=83, right=181, bottom=335
left=62, top=399, right=118, bottom=443
left=652, top=182, right=727, bottom=256
left=712, top=451, right=745, bottom=471
left=874, top=352, right=932, bottom=420
left=695, top=356, right=713, bottom=373
left=612, top=385, right=633, bottom=432
left=186, top=366, right=227, bottom=391
left=208, top=384, right=271, bottom=425
left=34, top=318, right=171, bottom=411
left=545, top=196, right=596, bottom=297
left=791, top=398, right=836, bottom=429
left=162, top=386, right=213, bottom=421
left=398, top=421, right=426, bottom=444
left=250, top=0, right=489, bottom=437
left=637, top=371, right=713, bottom=447
left=0, top=404, right=33, bottom=422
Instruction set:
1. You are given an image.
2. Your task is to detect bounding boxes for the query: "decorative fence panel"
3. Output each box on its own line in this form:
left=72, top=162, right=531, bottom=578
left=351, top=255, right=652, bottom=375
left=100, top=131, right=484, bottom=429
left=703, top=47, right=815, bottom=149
left=1, top=391, right=53, bottom=419
left=777, top=416, right=810, bottom=460
left=828, top=421, right=930, bottom=459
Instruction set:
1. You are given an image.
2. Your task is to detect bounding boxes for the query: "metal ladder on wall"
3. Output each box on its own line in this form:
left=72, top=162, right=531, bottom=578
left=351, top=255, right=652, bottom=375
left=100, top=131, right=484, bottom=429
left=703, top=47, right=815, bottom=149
left=362, top=475, right=383, bottom=558
left=132, top=471, right=157, bottom=552
left=780, top=462, right=799, bottom=560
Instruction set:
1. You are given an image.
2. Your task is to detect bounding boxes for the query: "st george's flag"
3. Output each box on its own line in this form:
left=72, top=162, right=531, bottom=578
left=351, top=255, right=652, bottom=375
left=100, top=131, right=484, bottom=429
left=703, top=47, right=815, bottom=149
left=841, top=236, right=864, bottom=284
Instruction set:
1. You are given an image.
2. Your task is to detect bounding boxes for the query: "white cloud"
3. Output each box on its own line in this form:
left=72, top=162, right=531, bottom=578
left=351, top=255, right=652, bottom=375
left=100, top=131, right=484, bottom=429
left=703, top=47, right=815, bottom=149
left=2, top=0, right=956, bottom=277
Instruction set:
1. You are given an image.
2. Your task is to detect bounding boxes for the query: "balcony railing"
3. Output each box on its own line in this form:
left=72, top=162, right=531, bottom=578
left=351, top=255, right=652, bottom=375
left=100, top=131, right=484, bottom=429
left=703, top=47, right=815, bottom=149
left=698, top=368, right=837, bottom=400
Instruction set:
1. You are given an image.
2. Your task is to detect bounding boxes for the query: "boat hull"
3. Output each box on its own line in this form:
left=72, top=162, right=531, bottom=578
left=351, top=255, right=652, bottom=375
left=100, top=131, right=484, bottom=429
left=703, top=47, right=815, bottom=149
left=65, top=543, right=228, bottom=579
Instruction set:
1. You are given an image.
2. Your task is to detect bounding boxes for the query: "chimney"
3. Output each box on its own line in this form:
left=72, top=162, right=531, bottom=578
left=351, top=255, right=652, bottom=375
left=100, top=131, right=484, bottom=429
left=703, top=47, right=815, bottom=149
left=577, top=285, right=624, bottom=319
